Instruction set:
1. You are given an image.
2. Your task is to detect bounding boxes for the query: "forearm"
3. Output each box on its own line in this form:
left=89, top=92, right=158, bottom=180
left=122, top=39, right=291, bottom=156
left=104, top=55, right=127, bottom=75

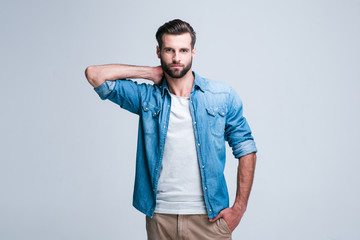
left=233, top=152, right=257, bottom=211
left=209, top=152, right=256, bottom=230
left=85, top=64, right=161, bottom=88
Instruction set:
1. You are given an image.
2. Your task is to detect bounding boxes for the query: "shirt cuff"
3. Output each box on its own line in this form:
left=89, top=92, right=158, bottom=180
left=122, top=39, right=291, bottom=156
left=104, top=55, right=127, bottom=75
left=232, top=139, right=257, bottom=159
left=94, top=81, right=116, bottom=100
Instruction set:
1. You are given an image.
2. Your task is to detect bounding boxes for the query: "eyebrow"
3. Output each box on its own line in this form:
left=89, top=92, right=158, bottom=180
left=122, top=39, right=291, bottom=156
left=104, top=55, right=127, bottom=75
left=163, top=47, right=190, bottom=51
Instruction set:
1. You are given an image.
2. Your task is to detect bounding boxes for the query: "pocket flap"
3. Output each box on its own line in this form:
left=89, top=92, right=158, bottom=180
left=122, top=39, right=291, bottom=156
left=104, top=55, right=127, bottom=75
left=218, top=107, right=226, bottom=117
left=206, top=107, right=227, bottom=117
left=206, top=107, right=217, bottom=117
left=142, top=102, right=161, bottom=117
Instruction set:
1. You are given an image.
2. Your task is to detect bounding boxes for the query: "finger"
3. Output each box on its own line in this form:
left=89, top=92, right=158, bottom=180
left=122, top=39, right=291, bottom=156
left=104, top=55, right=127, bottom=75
left=209, top=212, right=222, bottom=222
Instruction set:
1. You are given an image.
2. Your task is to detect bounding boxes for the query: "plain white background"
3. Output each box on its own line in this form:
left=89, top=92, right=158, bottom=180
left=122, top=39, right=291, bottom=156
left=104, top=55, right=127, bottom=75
left=1, top=0, right=359, bottom=239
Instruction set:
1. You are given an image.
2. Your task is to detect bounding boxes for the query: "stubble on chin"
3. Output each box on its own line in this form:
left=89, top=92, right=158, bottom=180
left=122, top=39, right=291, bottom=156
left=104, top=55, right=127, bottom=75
left=161, top=60, right=192, bottom=79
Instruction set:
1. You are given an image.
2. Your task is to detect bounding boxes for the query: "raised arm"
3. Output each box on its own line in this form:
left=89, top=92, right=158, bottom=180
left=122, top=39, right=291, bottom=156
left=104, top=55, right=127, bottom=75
left=85, top=64, right=164, bottom=88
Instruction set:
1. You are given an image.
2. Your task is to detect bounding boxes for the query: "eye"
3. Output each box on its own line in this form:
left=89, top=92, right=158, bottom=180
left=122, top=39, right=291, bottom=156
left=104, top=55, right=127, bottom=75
left=181, top=49, right=189, bottom=53
left=164, top=48, right=173, bottom=52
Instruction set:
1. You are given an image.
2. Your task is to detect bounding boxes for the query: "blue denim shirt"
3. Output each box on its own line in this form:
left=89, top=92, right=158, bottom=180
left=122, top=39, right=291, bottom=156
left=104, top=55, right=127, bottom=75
left=94, top=72, right=257, bottom=218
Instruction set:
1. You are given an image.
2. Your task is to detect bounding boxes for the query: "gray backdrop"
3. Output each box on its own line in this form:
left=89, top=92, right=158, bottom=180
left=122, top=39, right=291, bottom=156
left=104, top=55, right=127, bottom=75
left=1, top=0, right=359, bottom=239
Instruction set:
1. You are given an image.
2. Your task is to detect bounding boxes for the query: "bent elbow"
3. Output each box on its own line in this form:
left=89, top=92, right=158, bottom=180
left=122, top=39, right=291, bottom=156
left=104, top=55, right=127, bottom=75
left=85, top=65, right=95, bottom=82
left=85, top=65, right=102, bottom=88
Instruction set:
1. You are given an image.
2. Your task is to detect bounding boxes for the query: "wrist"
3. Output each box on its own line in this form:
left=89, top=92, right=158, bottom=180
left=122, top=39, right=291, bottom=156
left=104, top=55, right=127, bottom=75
left=133, top=66, right=153, bottom=80
left=232, top=201, right=247, bottom=213
left=149, top=66, right=163, bottom=84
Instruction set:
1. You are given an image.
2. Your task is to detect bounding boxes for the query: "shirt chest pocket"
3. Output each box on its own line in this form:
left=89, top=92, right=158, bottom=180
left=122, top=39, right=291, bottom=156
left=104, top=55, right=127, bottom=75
left=206, top=107, right=227, bottom=137
left=141, top=102, right=161, bottom=134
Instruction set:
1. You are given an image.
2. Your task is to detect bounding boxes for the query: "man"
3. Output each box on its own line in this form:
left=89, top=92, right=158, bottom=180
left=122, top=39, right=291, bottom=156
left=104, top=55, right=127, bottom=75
left=85, top=19, right=257, bottom=240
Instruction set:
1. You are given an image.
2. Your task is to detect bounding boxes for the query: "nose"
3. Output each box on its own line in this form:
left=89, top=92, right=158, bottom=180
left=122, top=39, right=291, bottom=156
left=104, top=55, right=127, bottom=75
left=172, top=51, right=180, bottom=63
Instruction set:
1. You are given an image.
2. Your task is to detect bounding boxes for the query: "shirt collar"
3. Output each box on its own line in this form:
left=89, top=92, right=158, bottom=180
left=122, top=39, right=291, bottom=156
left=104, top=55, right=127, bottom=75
left=160, top=71, right=206, bottom=96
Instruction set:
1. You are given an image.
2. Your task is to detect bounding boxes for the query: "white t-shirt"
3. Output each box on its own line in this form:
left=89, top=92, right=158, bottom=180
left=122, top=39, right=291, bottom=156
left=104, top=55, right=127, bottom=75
left=155, top=93, right=207, bottom=214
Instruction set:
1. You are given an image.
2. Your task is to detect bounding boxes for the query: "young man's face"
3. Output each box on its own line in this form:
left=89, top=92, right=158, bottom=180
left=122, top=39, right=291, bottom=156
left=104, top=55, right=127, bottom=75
left=157, top=33, right=196, bottom=79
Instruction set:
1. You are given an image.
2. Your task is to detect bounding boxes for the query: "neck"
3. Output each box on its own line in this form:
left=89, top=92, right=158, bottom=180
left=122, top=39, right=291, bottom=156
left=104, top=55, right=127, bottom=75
left=165, top=70, right=194, bottom=97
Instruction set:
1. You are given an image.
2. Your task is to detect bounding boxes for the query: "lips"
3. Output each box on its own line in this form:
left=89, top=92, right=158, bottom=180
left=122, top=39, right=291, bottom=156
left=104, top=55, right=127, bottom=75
left=170, top=64, right=184, bottom=68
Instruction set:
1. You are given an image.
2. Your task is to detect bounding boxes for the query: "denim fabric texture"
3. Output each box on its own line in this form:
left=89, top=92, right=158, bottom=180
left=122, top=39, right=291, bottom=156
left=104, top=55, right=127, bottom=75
left=94, top=72, right=257, bottom=218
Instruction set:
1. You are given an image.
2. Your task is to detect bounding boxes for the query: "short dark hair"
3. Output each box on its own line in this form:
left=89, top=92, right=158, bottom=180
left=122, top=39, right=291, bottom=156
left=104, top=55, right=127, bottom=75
left=156, top=19, right=196, bottom=49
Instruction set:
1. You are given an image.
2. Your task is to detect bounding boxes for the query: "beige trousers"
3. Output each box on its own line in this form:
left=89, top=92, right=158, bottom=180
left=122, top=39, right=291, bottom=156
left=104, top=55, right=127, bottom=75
left=146, top=213, right=232, bottom=240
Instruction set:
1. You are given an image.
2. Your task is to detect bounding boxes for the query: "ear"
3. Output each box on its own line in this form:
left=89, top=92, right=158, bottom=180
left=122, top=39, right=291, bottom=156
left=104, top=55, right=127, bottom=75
left=192, top=47, right=196, bottom=57
left=156, top=46, right=160, bottom=58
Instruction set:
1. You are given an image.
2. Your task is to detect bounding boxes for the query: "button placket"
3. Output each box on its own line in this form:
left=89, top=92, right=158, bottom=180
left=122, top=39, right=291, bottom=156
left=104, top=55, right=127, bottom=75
left=190, top=95, right=212, bottom=216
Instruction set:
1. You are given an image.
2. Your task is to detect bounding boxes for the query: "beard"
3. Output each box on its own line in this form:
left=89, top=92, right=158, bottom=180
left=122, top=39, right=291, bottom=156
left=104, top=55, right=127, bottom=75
left=160, top=58, right=192, bottom=79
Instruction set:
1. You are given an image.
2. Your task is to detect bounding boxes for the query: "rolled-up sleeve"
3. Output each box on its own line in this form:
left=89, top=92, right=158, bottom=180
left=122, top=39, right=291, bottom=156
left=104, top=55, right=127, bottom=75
left=232, top=139, right=257, bottom=158
left=94, top=79, right=144, bottom=115
left=94, top=81, right=116, bottom=100
left=225, top=88, right=257, bottom=158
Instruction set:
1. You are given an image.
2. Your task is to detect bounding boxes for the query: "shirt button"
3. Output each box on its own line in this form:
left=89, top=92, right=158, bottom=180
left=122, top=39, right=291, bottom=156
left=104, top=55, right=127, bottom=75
left=155, top=168, right=158, bottom=171
left=168, top=105, right=170, bottom=107
left=160, top=147, right=162, bottom=149
left=209, top=209, right=212, bottom=212
left=164, top=125, right=166, bottom=128
left=194, top=121, right=197, bottom=124
left=198, top=143, right=200, bottom=146
left=202, top=165, right=204, bottom=169
left=205, top=187, right=207, bottom=190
